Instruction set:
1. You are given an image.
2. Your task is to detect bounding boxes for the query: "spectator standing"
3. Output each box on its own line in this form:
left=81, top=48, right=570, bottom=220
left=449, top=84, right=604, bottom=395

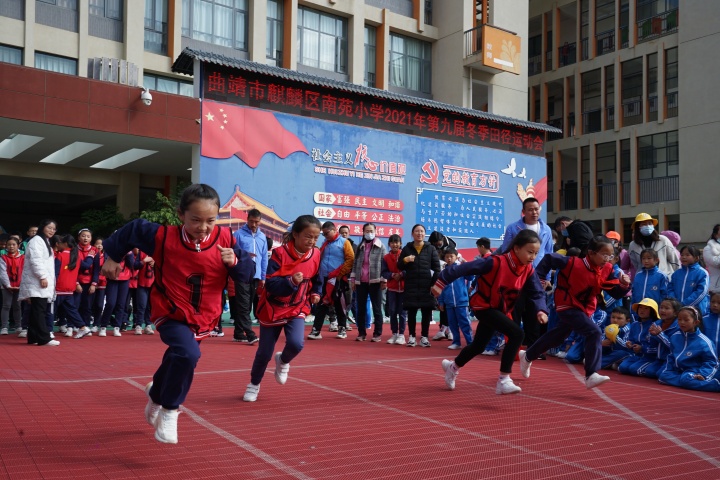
left=232, top=209, right=267, bottom=345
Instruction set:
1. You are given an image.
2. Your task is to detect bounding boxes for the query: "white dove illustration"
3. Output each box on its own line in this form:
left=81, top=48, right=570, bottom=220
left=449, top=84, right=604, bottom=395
left=518, top=168, right=527, bottom=178
left=501, top=158, right=517, bottom=177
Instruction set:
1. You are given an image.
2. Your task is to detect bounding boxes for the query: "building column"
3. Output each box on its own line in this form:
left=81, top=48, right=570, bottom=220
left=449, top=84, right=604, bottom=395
left=376, top=12, right=390, bottom=90
left=117, top=172, right=140, bottom=218
left=541, top=11, right=548, bottom=72
left=23, top=0, right=35, bottom=67
left=589, top=0, right=596, bottom=59
left=283, top=0, right=298, bottom=70
left=529, top=85, right=536, bottom=122
left=574, top=68, right=582, bottom=136
left=589, top=140, right=597, bottom=210
left=576, top=0, right=582, bottom=64
left=552, top=6, right=559, bottom=70
left=125, top=0, right=146, bottom=71
left=630, top=130, right=638, bottom=206
left=629, top=0, right=637, bottom=48
left=349, top=7, right=365, bottom=85
left=553, top=146, right=561, bottom=213
left=540, top=83, right=548, bottom=123
left=576, top=145, right=582, bottom=210
left=249, top=0, right=267, bottom=62
left=77, top=0, right=89, bottom=77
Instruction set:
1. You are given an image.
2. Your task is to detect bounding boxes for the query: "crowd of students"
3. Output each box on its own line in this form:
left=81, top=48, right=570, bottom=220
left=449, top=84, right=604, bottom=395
left=2, top=186, right=719, bottom=446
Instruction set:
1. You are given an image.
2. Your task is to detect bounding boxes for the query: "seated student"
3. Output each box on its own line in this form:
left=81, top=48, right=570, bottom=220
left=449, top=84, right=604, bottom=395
left=646, top=298, right=682, bottom=378
left=564, top=307, right=608, bottom=364
left=659, top=306, right=720, bottom=392
left=618, top=298, right=660, bottom=376
left=600, top=306, right=633, bottom=370
left=701, top=291, right=720, bottom=354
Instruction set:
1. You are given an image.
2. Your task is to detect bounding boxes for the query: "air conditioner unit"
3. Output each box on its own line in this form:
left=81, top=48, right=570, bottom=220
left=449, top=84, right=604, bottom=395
left=87, top=57, right=139, bottom=86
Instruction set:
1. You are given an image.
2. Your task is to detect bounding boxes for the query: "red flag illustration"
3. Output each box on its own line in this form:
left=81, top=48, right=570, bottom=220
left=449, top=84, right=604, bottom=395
left=201, top=101, right=308, bottom=168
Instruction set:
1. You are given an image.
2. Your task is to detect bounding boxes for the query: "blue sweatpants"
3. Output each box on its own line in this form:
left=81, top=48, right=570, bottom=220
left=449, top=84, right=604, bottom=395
left=100, top=279, right=129, bottom=328
left=619, top=355, right=661, bottom=377
left=250, top=317, right=305, bottom=386
left=659, top=369, right=720, bottom=392
left=386, top=290, right=406, bottom=335
left=55, top=294, right=86, bottom=329
left=601, top=348, right=632, bottom=369
left=74, top=283, right=94, bottom=327
left=526, top=308, right=602, bottom=378
left=446, top=306, right=473, bottom=346
left=148, top=320, right=201, bottom=410
left=134, top=286, right=152, bottom=327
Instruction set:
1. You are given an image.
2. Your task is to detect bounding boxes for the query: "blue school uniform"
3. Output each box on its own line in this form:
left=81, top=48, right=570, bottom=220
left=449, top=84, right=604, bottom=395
left=618, top=318, right=657, bottom=376
left=601, top=323, right=633, bottom=369
left=669, top=262, right=710, bottom=315
left=631, top=266, right=668, bottom=308
left=641, top=319, right=680, bottom=378
left=565, top=309, right=608, bottom=364
left=659, top=329, right=720, bottom=392
left=701, top=312, right=719, bottom=355
left=437, top=274, right=473, bottom=346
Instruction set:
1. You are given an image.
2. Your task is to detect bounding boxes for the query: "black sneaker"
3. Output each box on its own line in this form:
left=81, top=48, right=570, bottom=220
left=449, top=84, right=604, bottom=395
left=247, top=337, right=259, bottom=345
left=233, top=338, right=249, bottom=343
left=337, top=327, right=347, bottom=339
left=307, top=329, right=322, bottom=340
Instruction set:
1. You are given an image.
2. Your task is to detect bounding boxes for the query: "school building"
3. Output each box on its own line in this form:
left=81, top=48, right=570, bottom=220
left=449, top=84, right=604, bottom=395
left=529, top=0, right=720, bottom=243
left=0, top=0, right=547, bottom=234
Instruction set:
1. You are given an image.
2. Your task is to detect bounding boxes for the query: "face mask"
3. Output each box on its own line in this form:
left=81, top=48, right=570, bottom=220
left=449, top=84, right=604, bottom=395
left=364, top=233, right=375, bottom=242
left=561, top=230, right=569, bottom=237
left=640, top=225, right=654, bottom=236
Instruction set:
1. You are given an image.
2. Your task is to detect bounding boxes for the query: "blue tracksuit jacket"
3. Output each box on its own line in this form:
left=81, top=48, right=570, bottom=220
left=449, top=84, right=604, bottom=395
left=669, top=263, right=709, bottom=314
left=631, top=266, right=668, bottom=307
left=701, top=312, right=719, bottom=354
left=437, top=275, right=471, bottom=308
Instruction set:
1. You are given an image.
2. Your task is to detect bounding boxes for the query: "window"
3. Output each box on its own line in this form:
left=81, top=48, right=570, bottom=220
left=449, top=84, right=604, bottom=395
left=266, top=0, right=283, bottom=66
left=35, top=52, right=77, bottom=75
left=637, top=131, right=678, bottom=179
left=143, top=73, right=194, bottom=97
left=38, top=0, right=77, bottom=8
left=582, top=69, right=601, bottom=133
left=182, top=0, right=248, bottom=51
left=145, top=0, right=168, bottom=54
left=605, top=64, right=615, bottom=129
left=36, top=0, right=78, bottom=32
left=389, top=33, right=431, bottom=95
left=622, top=57, right=643, bottom=125
left=647, top=52, right=658, bottom=121
left=297, top=7, right=348, bottom=74
left=364, top=25, right=376, bottom=88
left=89, top=0, right=122, bottom=20
left=596, top=142, right=617, bottom=183
left=666, top=47, right=678, bottom=118
left=0, top=44, right=22, bottom=65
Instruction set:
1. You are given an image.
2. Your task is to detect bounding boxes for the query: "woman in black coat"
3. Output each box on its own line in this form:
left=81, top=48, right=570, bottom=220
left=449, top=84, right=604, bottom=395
left=398, top=224, right=441, bottom=347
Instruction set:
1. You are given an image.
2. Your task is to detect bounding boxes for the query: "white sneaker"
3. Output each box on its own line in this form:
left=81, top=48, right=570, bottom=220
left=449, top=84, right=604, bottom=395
left=419, top=336, right=431, bottom=347
left=304, top=315, right=315, bottom=324
left=64, top=328, right=74, bottom=337
left=42, top=340, right=60, bottom=346
left=145, top=325, right=155, bottom=335
left=98, top=327, right=107, bottom=337
left=407, top=335, right=416, bottom=347
left=519, top=350, right=531, bottom=378
left=394, top=335, right=406, bottom=345
left=0, top=328, right=8, bottom=335
left=49, top=332, right=55, bottom=339
left=59, top=325, right=68, bottom=333
left=441, top=360, right=458, bottom=390
left=383, top=316, right=390, bottom=324
left=113, top=327, right=122, bottom=337
left=496, top=377, right=522, bottom=395
left=135, top=326, right=143, bottom=335
left=18, top=329, right=27, bottom=338
left=336, top=328, right=347, bottom=339
left=432, top=327, right=447, bottom=341
left=481, top=349, right=498, bottom=356
left=387, top=333, right=398, bottom=344
left=90, top=326, right=98, bottom=333
left=446, top=330, right=453, bottom=342
left=556, top=351, right=567, bottom=359
left=243, top=383, right=260, bottom=402
left=154, top=408, right=179, bottom=444
left=328, top=322, right=339, bottom=332
left=307, top=330, right=322, bottom=340
left=274, top=352, right=289, bottom=385
left=74, top=327, right=92, bottom=339
left=144, top=382, right=161, bottom=426
left=585, top=372, right=611, bottom=389
left=447, top=343, right=462, bottom=350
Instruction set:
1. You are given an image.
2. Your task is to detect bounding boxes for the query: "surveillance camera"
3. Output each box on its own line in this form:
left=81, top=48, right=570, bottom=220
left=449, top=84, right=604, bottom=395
left=140, top=87, right=152, bottom=106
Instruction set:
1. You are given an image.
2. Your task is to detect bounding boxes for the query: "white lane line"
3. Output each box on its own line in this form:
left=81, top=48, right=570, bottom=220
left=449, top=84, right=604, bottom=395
left=291, top=376, right=624, bottom=480
left=566, top=364, right=720, bottom=469
left=124, top=378, right=314, bottom=480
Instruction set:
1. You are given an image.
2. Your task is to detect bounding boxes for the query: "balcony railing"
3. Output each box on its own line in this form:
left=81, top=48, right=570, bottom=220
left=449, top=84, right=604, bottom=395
left=667, top=91, right=678, bottom=118
left=621, top=181, right=631, bottom=205
left=648, top=95, right=658, bottom=121
left=464, top=25, right=482, bottom=57
left=583, top=109, right=602, bottom=134
left=560, top=183, right=578, bottom=211
left=597, top=182, right=617, bottom=207
left=596, top=30, right=615, bottom=56
left=637, top=9, right=679, bottom=43
left=605, top=105, right=615, bottom=129
left=638, top=176, right=679, bottom=203
left=529, top=54, right=542, bottom=76
left=622, top=100, right=643, bottom=126
left=545, top=51, right=553, bottom=71
left=547, top=118, right=564, bottom=141
left=558, top=42, right=577, bottom=67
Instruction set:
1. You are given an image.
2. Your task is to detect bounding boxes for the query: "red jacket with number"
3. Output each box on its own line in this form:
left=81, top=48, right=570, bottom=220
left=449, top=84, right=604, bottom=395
left=56, top=249, right=80, bottom=295
left=76, top=244, right=97, bottom=284
left=0, top=253, right=24, bottom=289
left=256, top=241, right=321, bottom=326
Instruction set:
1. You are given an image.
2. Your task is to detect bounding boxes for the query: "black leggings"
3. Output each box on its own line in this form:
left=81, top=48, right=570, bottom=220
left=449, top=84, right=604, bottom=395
left=406, top=307, right=432, bottom=337
left=454, top=309, right=525, bottom=374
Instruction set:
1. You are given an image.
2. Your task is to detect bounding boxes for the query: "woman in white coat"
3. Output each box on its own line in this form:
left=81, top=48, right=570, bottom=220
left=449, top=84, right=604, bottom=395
left=19, top=219, right=59, bottom=346
left=703, top=224, right=720, bottom=294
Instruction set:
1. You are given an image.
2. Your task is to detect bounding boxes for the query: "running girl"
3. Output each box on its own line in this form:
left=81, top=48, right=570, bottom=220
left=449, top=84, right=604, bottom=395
left=433, top=230, right=547, bottom=395
left=243, top=215, right=322, bottom=402
left=101, top=184, right=253, bottom=444
left=520, top=235, right=631, bottom=389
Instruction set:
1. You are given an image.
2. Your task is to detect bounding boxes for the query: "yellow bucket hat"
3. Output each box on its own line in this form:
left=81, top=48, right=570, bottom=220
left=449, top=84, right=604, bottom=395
left=632, top=298, right=659, bottom=318
left=631, top=213, right=658, bottom=230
